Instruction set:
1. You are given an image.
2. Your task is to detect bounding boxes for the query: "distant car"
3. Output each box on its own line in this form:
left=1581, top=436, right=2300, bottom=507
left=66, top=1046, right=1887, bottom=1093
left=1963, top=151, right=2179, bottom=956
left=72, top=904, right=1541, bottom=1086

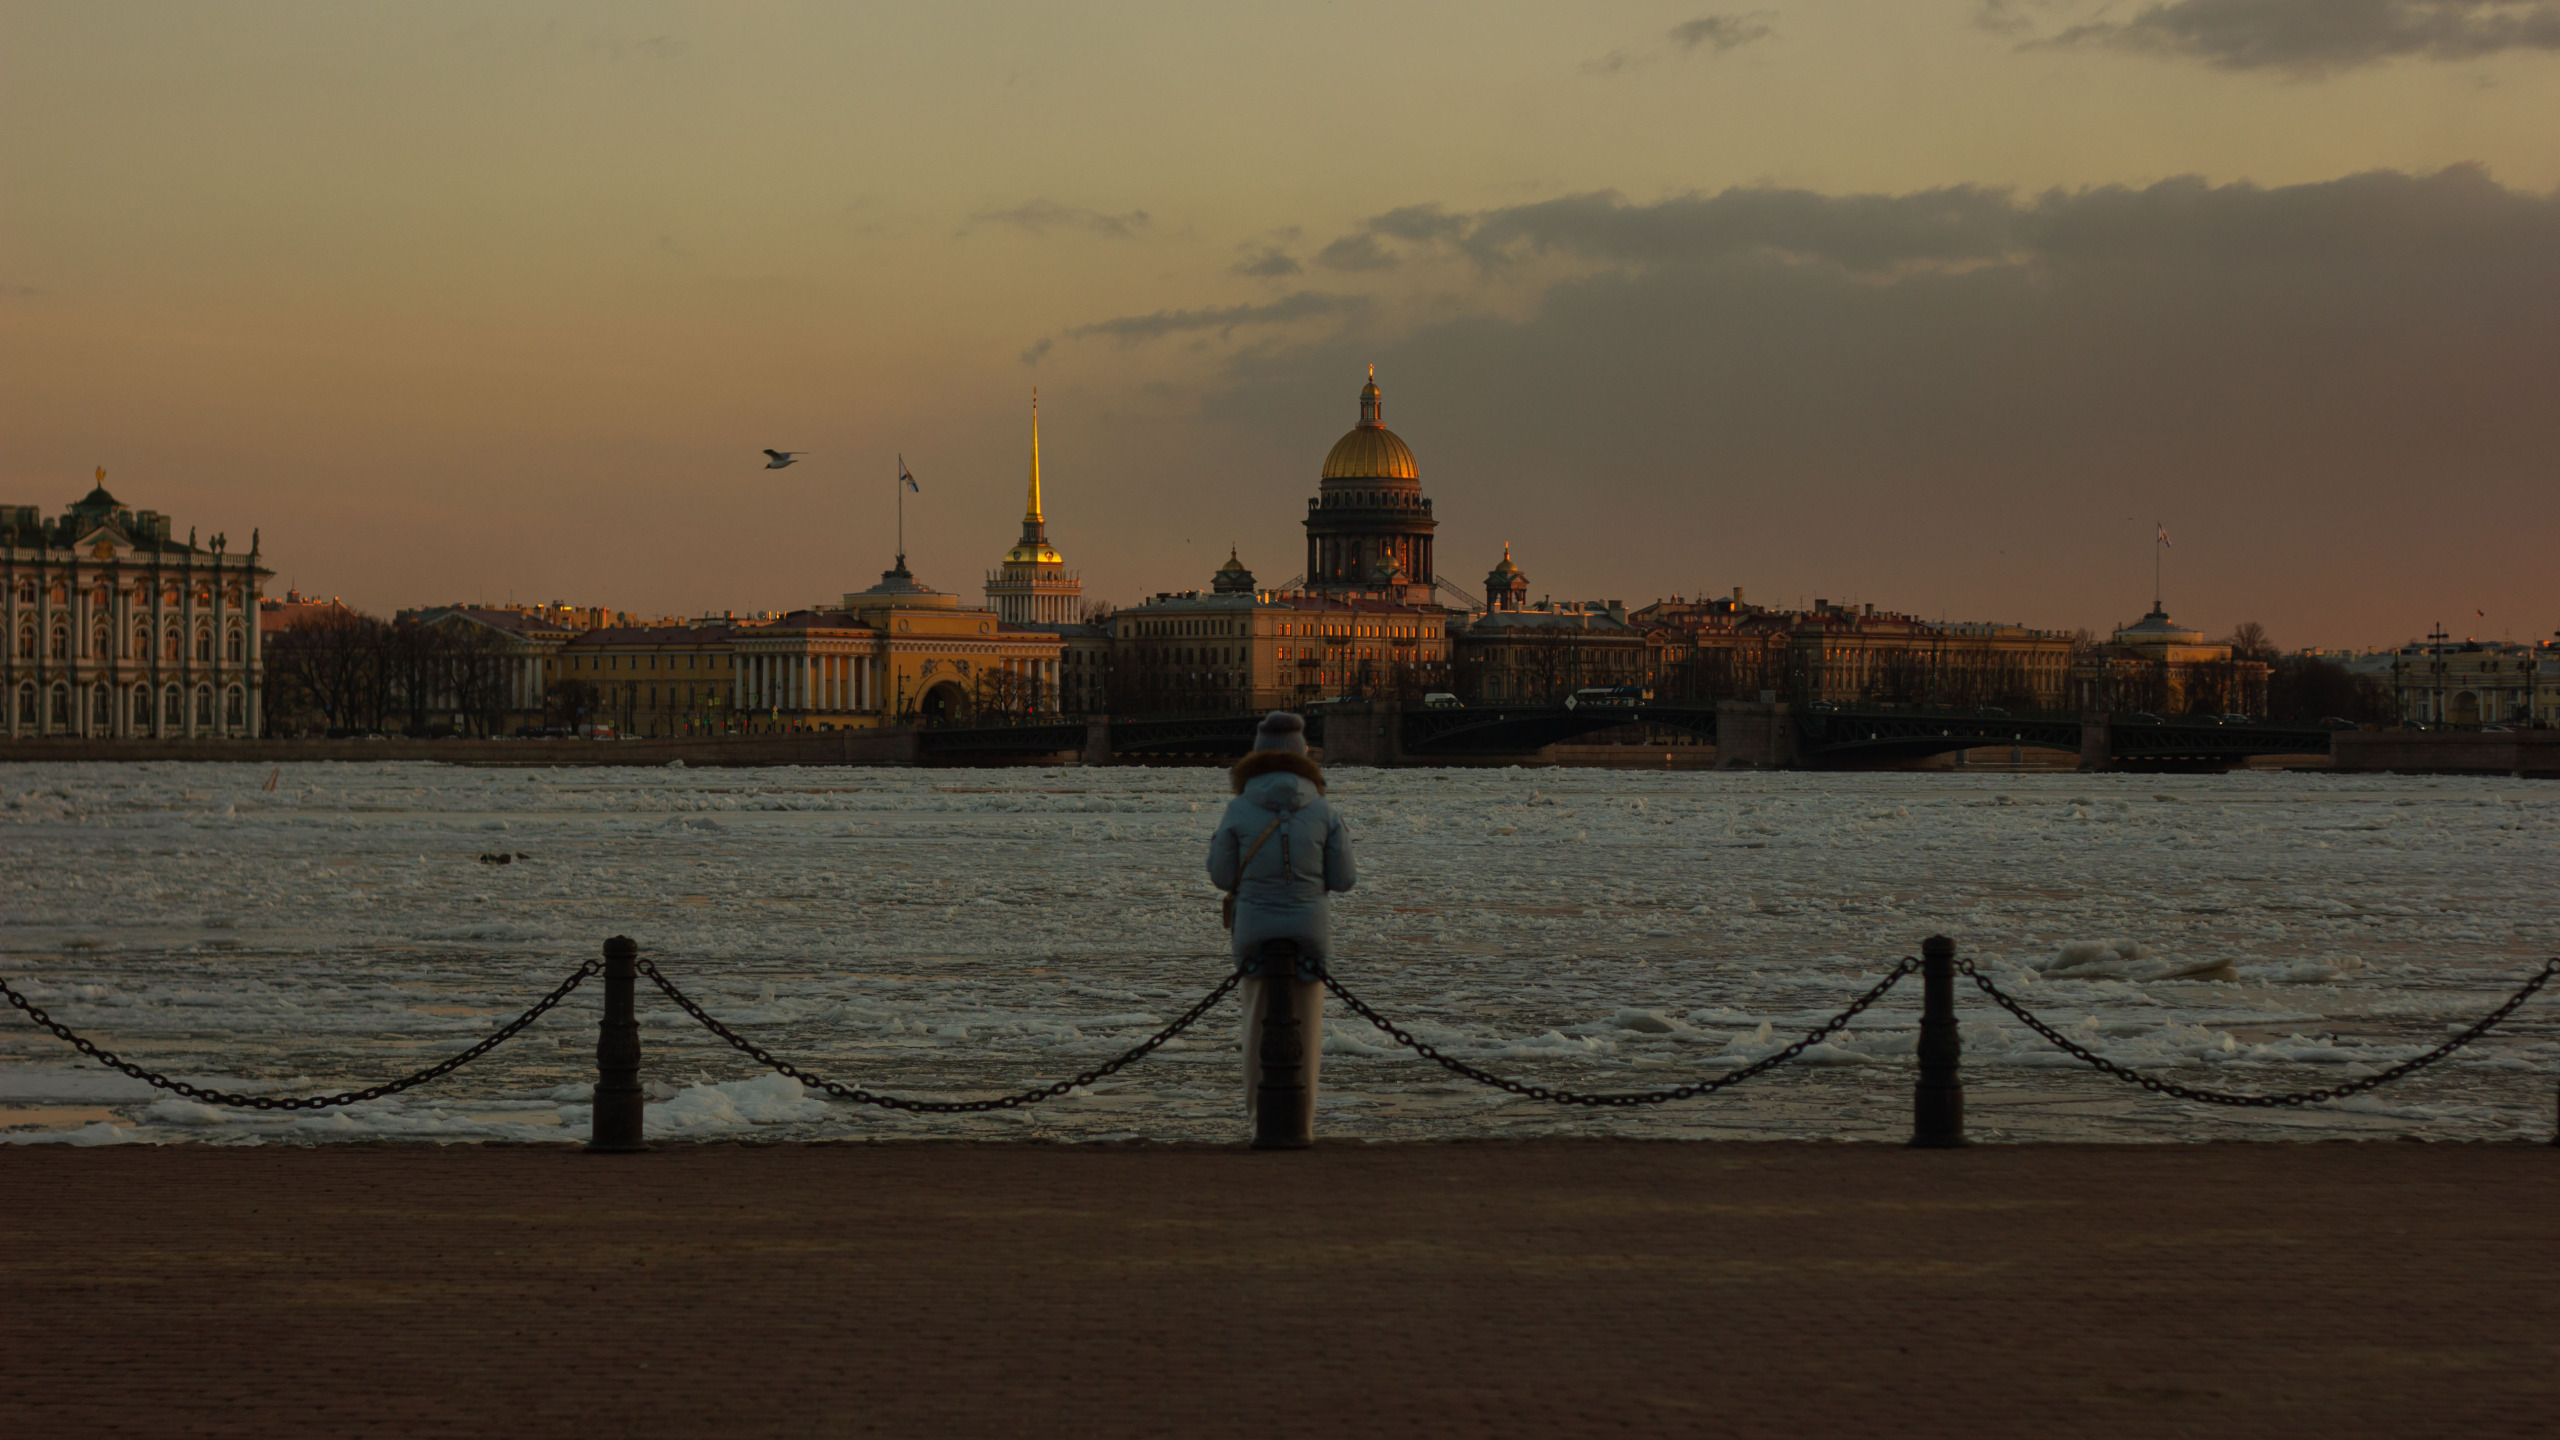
left=2480, top=724, right=2512, bottom=733
left=1805, top=700, right=1838, bottom=712
left=1975, top=706, right=2008, bottom=717
left=2220, top=714, right=2252, bottom=724
left=2319, top=716, right=2361, bottom=730
left=2122, top=712, right=2161, bottom=724
left=1421, top=693, right=1464, bottom=709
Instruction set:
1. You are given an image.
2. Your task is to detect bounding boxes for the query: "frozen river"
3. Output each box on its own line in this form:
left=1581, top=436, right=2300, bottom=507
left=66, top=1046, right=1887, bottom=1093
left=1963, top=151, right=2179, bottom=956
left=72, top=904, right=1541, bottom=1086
left=3, top=760, right=2554, bottom=1146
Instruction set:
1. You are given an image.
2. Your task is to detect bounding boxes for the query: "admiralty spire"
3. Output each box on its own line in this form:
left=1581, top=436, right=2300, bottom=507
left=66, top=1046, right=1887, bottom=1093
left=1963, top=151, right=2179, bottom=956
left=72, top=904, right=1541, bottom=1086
left=984, top=391, right=1081, bottom=625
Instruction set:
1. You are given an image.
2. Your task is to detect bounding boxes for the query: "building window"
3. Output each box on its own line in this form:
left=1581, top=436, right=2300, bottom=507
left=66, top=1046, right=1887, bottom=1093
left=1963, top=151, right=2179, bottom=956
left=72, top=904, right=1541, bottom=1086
left=164, top=685, right=183, bottom=725
left=13, top=627, right=28, bottom=660
left=50, top=623, right=69, bottom=660
left=131, top=685, right=150, bottom=729
left=164, top=627, right=180, bottom=661
left=16, top=683, right=33, bottom=725
left=13, top=580, right=30, bottom=605
left=196, top=686, right=214, bottom=726
left=226, top=686, right=246, bottom=728
left=50, top=683, right=71, bottom=729
left=91, top=684, right=111, bottom=728
left=196, top=625, right=213, bottom=662
left=132, top=624, right=150, bottom=659
left=225, top=627, right=244, bottom=662
left=91, top=626, right=108, bottom=658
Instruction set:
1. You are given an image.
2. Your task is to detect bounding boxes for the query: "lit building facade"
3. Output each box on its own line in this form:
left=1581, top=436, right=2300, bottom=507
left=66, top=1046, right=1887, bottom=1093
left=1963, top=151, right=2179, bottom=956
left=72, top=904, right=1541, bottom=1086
left=2388, top=638, right=2559, bottom=727
left=4, top=474, right=270, bottom=738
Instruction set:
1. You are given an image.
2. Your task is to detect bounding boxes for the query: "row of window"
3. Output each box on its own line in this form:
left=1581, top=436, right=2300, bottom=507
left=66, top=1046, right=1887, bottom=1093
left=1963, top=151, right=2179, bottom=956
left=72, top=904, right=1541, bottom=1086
left=569, top=652, right=732, bottom=672
left=13, top=681, right=245, bottom=730
left=1127, top=617, right=1433, bottom=640
left=11, top=579, right=245, bottom=609
left=14, top=621, right=244, bottom=662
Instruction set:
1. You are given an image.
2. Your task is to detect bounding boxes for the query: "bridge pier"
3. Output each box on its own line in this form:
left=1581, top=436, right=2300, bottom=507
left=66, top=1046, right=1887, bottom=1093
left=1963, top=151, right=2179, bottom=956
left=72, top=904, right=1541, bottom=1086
left=2077, top=712, right=2114, bottom=773
left=1082, top=716, right=1112, bottom=766
left=1714, top=700, right=1798, bottom=770
left=1321, top=701, right=1404, bottom=767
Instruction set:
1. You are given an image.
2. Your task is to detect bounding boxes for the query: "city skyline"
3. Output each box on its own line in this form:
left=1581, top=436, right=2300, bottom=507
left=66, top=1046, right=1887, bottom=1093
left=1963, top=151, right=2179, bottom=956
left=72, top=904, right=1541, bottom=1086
left=5, top=2, right=2556, bottom=650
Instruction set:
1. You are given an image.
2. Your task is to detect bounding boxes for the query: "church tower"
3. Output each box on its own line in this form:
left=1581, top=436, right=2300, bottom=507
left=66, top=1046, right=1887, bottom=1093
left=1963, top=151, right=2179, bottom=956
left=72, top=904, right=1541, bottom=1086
left=984, top=392, right=1082, bottom=625
left=1301, top=366, right=1438, bottom=605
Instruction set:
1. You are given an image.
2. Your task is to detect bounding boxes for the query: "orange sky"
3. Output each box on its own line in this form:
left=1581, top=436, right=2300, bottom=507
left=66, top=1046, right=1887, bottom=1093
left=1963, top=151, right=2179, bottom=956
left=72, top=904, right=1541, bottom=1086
left=5, top=2, right=2556, bottom=649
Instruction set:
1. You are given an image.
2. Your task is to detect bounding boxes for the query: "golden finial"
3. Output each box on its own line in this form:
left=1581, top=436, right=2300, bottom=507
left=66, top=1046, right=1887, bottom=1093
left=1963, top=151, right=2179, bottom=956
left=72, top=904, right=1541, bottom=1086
left=96, top=466, right=106, bottom=485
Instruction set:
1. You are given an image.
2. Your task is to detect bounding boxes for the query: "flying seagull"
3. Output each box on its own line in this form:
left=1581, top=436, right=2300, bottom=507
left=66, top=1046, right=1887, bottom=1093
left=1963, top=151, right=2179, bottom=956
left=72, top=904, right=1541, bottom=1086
left=763, top=450, right=806, bottom=469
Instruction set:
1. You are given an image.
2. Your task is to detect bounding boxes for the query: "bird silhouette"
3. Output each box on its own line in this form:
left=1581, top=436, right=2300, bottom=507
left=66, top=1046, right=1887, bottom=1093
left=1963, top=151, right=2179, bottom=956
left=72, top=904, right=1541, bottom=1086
left=763, top=450, right=806, bottom=469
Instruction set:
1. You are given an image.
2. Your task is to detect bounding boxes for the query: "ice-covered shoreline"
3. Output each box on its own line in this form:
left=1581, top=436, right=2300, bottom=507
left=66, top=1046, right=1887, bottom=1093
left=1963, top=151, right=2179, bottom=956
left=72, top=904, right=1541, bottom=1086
left=3, top=761, right=2554, bottom=1145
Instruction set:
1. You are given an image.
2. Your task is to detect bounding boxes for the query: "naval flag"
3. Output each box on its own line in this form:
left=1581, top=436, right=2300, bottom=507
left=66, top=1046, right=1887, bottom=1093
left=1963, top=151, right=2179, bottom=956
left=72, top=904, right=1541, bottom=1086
left=900, top=456, right=921, bottom=493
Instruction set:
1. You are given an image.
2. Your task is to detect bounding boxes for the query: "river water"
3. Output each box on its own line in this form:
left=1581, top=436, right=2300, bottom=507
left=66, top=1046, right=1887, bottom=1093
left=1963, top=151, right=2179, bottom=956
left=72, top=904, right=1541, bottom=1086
left=3, top=760, right=2553, bottom=1144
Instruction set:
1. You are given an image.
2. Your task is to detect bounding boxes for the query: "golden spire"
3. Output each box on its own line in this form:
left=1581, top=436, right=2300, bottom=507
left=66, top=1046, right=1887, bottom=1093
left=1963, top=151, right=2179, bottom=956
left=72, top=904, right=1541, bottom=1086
left=1024, top=388, right=1044, bottom=524
left=1358, top=365, right=1382, bottom=426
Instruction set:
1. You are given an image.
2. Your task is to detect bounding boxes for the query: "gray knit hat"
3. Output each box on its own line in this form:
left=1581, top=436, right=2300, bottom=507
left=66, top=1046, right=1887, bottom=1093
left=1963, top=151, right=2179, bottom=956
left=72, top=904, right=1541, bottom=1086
left=1252, top=710, right=1308, bottom=755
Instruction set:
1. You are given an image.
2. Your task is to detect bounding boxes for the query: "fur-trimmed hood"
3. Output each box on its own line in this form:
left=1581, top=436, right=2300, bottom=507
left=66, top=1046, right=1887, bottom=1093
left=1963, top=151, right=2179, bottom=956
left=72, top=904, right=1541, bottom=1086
left=1232, top=749, right=1324, bottom=794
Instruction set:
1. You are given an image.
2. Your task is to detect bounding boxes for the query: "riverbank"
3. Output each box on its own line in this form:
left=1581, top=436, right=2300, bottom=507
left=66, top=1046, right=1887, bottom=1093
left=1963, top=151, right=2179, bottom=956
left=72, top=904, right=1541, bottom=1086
left=4, top=1140, right=2551, bottom=1438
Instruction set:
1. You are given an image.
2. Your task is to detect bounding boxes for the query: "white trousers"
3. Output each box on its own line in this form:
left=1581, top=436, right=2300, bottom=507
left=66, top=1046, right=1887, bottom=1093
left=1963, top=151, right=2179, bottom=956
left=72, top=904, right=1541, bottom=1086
left=1239, top=976, right=1324, bottom=1142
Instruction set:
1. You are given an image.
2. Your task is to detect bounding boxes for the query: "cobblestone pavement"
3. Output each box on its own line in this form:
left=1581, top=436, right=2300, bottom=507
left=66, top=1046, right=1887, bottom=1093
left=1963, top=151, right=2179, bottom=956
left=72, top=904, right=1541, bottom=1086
left=4, top=1141, right=2554, bottom=1438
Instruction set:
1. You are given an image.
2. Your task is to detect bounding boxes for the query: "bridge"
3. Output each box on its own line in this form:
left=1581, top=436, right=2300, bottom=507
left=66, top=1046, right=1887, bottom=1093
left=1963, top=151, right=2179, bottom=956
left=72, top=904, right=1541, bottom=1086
left=908, top=702, right=2335, bottom=770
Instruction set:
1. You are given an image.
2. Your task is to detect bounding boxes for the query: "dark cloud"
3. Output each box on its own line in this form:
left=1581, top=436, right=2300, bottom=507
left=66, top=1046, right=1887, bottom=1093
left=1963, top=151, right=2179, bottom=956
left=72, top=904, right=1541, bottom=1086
left=1190, top=168, right=2559, bottom=644
left=1667, top=13, right=1775, bottom=52
left=969, top=198, right=1153, bottom=240
left=1451, top=185, right=2024, bottom=271
left=2045, top=0, right=2560, bottom=74
left=1367, top=205, right=1469, bottom=243
left=1315, top=233, right=1399, bottom=272
left=1232, top=246, right=1303, bottom=277
left=1062, top=290, right=1360, bottom=343
left=1020, top=337, right=1054, bottom=367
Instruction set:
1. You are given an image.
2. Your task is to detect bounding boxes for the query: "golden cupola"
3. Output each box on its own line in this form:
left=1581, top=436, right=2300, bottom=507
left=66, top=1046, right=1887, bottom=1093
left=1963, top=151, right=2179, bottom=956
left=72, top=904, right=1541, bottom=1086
left=1302, top=366, right=1437, bottom=603
left=1320, top=366, right=1421, bottom=480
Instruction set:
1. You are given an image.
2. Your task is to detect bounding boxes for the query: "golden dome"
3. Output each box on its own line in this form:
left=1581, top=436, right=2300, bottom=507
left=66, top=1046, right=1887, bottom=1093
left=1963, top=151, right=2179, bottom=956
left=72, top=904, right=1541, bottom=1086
left=1320, top=367, right=1419, bottom=480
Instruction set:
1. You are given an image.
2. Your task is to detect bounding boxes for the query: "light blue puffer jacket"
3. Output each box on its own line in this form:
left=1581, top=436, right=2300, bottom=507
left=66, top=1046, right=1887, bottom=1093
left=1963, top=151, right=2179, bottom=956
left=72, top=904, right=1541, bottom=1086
left=1206, top=752, right=1357, bottom=967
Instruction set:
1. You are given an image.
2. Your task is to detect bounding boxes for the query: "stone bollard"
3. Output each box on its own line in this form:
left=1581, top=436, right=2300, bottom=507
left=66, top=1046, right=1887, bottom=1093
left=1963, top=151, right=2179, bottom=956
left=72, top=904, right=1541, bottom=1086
left=1253, top=940, right=1312, bottom=1151
left=587, top=935, right=648, bottom=1153
left=1910, top=934, right=1965, bottom=1148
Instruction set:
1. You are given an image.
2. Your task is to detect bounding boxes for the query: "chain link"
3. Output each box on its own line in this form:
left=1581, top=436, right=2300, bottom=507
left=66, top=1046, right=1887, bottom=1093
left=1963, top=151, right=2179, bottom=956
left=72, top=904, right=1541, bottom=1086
left=637, top=958, right=1239, bottom=1113
left=0, top=961, right=602, bottom=1111
left=1320, top=959, right=1919, bottom=1107
left=1960, top=957, right=2558, bottom=1108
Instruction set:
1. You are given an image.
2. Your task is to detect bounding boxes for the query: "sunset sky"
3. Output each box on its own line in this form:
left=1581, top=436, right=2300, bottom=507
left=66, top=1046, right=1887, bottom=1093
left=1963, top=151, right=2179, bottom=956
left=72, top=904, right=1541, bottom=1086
left=5, top=1, right=2555, bottom=650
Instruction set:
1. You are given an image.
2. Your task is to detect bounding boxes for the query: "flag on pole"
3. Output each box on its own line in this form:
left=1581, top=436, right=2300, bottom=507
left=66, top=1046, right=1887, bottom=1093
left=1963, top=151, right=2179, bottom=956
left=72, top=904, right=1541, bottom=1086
left=2156, top=524, right=2172, bottom=549
left=900, top=456, right=921, bottom=493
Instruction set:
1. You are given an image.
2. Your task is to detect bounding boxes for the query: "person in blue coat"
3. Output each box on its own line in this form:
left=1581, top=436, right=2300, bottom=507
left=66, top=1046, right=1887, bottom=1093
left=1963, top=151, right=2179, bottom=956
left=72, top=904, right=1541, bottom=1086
left=1207, top=710, right=1356, bottom=1141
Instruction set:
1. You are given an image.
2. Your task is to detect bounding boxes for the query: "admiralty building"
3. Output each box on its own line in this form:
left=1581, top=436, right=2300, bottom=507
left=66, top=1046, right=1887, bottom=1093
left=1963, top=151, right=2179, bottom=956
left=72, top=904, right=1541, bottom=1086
left=3, top=473, right=271, bottom=738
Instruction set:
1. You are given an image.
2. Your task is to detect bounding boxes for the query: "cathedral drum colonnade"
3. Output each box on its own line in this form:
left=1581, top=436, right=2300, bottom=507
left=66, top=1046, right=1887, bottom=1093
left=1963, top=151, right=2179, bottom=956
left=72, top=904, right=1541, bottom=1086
left=2, top=474, right=269, bottom=739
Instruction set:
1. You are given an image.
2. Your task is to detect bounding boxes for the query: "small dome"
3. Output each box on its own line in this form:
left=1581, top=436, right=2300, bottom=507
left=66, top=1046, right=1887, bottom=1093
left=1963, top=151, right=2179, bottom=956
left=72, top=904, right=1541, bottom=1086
left=1320, top=368, right=1419, bottom=480
left=1487, top=541, right=1524, bottom=581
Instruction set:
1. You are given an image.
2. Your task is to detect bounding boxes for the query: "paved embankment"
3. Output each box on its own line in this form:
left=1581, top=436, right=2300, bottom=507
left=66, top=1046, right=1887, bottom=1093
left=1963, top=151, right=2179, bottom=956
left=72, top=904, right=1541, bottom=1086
left=4, top=1141, right=2551, bottom=1438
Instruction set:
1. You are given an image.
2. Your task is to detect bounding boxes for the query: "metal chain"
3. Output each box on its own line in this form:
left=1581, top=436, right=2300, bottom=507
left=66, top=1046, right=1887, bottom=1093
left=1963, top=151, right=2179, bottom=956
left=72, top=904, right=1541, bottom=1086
left=637, top=958, right=1240, bottom=1113
left=1960, top=958, right=2559, bottom=1108
left=0, top=961, right=603, bottom=1111
left=1320, top=959, right=1919, bottom=1107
